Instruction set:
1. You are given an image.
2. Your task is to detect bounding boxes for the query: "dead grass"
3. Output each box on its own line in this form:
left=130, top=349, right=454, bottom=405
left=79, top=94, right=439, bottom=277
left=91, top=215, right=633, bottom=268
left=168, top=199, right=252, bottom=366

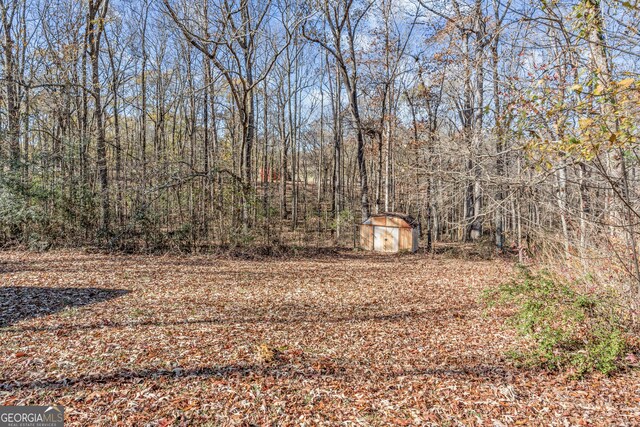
left=1, top=249, right=638, bottom=426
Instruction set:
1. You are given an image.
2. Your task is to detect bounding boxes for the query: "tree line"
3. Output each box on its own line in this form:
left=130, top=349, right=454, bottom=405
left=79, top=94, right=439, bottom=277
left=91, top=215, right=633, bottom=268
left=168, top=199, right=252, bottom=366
left=1, top=0, right=639, bottom=292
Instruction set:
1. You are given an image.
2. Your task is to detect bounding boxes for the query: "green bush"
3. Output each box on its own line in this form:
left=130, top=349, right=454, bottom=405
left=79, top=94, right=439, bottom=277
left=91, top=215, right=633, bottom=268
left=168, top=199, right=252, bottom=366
left=329, top=209, right=354, bottom=232
left=0, top=171, right=100, bottom=247
left=484, top=266, right=627, bottom=377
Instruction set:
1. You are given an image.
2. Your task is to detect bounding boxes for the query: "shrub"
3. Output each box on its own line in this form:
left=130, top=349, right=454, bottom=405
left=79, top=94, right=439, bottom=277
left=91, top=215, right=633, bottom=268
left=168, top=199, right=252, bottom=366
left=484, top=266, right=627, bottom=377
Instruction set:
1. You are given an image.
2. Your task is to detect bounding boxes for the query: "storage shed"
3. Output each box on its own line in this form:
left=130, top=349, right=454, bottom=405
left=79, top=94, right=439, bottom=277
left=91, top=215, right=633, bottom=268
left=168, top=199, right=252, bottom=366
left=360, top=213, right=420, bottom=253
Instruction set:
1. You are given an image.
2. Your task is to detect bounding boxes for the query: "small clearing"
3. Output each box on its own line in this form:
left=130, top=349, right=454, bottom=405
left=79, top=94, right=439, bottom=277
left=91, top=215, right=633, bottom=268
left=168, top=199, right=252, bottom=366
left=1, top=250, right=638, bottom=425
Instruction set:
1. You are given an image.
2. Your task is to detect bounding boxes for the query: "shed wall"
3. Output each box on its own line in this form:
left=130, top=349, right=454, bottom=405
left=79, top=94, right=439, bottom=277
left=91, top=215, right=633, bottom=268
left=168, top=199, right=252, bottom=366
left=360, top=216, right=419, bottom=253
left=399, top=228, right=413, bottom=251
left=360, top=224, right=374, bottom=250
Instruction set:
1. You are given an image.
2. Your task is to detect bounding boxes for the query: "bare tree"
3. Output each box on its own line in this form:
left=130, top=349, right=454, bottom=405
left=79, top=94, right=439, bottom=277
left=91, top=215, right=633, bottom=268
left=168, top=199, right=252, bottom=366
left=304, top=0, right=373, bottom=221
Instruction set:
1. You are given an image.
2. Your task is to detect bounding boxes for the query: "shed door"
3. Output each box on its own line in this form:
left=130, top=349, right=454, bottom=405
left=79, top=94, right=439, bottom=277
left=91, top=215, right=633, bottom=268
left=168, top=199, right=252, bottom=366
left=374, top=226, right=399, bottom=252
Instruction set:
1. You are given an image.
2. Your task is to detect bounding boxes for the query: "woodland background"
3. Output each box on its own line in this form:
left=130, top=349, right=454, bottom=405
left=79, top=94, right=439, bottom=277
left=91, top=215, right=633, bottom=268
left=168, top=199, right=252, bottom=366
left=1, top=0, right=639, bottom=310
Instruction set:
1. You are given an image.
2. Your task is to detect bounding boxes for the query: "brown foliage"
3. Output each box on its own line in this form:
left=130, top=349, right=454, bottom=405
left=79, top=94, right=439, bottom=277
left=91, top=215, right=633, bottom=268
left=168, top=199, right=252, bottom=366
left=1, top=250, right=639, bottom=425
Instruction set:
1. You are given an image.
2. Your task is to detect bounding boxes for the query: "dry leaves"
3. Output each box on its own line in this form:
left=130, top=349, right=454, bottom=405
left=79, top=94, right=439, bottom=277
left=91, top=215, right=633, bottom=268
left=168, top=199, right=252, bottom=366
left=0, top=250, right=638, bottom=426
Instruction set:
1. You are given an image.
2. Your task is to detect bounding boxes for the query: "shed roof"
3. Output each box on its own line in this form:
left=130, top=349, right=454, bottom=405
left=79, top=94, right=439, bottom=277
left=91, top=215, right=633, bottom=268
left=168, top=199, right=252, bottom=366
left=366, top=212, right=419, bottom=228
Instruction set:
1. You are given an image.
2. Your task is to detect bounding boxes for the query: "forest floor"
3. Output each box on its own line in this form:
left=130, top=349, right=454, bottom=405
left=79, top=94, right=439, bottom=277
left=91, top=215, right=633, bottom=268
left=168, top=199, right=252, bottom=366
left=1, top=249, right=639, bottom=426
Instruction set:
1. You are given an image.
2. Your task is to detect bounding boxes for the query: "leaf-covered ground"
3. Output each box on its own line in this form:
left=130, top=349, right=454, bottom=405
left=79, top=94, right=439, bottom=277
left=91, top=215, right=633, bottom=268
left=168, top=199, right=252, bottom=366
left=1, top=250, right=638, bottom=426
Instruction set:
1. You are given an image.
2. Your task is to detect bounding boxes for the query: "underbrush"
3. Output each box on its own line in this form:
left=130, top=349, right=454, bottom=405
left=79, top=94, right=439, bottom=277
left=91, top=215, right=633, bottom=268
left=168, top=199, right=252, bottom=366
left=484, top=266, right=631, bottom=377
left=432, top=238, right=501, bottom=260
left=204, top=243, right=341, bottom=259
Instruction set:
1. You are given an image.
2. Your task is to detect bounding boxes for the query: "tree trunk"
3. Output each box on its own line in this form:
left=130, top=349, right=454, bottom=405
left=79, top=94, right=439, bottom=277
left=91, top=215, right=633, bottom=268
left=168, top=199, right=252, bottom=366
left=88, top=0, right=110, bottom=234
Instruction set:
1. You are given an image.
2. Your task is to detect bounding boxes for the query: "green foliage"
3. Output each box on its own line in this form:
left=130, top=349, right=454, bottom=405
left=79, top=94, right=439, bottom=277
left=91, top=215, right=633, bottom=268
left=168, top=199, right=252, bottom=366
left=484, top=266, right=627, bottom=377
left=329, top=209, right=354, bottom=232
left=0, top=167, right=103, bottom=248
left=0, top=179, right=42, bottom=231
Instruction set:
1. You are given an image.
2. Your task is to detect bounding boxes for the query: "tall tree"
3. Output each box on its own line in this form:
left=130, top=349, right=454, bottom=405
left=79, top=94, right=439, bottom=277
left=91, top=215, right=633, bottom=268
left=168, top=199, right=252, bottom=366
left=87, top=0, right=110, bottom=233
left=304, top=0, right=373, bottom=221
left=0, top=0, right=22, bottom=171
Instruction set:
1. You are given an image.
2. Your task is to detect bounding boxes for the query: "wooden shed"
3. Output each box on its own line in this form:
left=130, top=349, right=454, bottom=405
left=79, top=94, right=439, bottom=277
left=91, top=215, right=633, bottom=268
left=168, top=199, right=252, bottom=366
left=360, top=213, right=420, bottom=253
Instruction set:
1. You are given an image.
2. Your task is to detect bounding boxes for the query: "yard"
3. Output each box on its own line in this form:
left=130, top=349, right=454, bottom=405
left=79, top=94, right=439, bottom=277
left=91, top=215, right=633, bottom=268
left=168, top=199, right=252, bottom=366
left=1, top=250, right=638, bottom=426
